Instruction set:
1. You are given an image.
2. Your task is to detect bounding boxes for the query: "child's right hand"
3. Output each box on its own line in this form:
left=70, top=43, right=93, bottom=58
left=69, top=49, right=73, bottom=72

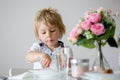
left=40, top=53, right=52, bottom=68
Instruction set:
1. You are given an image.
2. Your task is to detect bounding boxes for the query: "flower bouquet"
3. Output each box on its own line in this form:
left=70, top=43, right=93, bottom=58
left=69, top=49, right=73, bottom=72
left=68, top=7, right=118, bottom=72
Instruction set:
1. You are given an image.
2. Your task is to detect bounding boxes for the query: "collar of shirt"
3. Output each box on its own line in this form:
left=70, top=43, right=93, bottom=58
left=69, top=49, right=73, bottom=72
left=39, top=41, right=64, bottom=56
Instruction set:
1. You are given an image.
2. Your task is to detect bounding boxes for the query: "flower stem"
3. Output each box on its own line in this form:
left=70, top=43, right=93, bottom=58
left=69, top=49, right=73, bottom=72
left=97, top=40, right=105, bottom=70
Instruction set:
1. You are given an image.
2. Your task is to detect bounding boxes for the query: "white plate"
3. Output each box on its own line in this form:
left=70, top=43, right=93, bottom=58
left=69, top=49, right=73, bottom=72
left=28, top=69, right=61, bottom=79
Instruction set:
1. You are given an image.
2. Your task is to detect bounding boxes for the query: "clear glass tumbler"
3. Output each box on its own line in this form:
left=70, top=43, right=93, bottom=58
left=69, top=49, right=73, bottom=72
left=70, top=58, right=89, bottom=78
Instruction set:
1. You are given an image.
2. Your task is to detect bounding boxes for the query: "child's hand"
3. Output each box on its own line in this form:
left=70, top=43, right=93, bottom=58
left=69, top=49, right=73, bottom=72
left=40, top=53, right=51, bottom=68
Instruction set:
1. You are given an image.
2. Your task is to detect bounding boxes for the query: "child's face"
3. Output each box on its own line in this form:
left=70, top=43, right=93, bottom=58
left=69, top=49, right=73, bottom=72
left=38, top=21, right=61, bottom=48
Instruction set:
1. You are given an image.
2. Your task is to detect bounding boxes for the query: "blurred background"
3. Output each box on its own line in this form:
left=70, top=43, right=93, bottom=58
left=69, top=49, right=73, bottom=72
left=0, top=0, right=120, bottom=76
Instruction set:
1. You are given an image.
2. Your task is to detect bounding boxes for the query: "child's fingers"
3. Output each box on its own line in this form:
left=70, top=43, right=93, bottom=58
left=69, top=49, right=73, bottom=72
left=41, top=58, right=51, bottom=68
left=44, top=60, right=51, bottom=68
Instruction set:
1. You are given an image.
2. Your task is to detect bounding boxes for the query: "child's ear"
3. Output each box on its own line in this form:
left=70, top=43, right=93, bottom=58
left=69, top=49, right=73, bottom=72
left=59, top=33, right=62, bottom=39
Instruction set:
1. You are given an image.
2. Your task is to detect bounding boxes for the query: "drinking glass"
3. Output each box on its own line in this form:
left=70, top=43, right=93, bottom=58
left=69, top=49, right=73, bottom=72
left=49, top=47, right=64, bottom=72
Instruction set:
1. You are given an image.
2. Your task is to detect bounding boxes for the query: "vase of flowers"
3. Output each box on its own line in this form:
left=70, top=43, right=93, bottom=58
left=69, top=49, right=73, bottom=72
left=92, top=40, right=110, bottom=72
left=68, top=7, right=118, bottom=72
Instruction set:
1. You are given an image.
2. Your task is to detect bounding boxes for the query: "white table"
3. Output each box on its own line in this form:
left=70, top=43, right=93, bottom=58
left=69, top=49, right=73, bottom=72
left=7, top=76, right=78, bottom=80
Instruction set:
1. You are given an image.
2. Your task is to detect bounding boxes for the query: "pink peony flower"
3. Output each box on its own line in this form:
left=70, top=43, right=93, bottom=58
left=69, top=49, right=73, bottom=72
left=107, top=9, right=112, bottom=13
left=81, top=20, right=92, bottom=30
left=69, top=27, right=83, bottom=38
left=88, top=13, right=101, bottom=23
left=84, top=11, right=92, bottom=20
left=68, top=37, right=77, bottom=44
left=97, top=7, right=104, bottom=13
left=90, top=23, right=105, bottom=35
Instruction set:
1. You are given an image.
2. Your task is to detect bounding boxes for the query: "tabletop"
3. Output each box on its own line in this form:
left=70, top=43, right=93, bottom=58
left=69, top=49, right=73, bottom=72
left=7, top=70, right=120, bottom=80
left=6, top=69, right=80, bottom=80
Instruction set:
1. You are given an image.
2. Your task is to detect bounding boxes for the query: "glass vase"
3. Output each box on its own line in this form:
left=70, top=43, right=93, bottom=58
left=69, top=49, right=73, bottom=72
left=118, top=34, right=120, bottom=68
left=92, top=41, right=110, bottom=72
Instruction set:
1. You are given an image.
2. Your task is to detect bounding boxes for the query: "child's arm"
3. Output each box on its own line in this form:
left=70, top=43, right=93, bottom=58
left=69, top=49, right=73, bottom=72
left=25, top=51, right=52, bottom=68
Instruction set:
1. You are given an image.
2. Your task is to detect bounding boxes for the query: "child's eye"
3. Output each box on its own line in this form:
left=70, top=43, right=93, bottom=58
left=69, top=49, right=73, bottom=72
left=50, top=29, right=56, bottom=32
left=41, top=31, right=46, bottom=34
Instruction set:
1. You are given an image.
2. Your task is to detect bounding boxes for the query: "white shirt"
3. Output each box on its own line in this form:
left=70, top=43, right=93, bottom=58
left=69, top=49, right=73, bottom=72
left=28, top=41, right=64, bottom=70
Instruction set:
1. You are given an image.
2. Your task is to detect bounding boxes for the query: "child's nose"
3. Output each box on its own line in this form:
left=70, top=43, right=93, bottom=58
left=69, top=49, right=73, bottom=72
left=46, top=32, right=51, bottom=37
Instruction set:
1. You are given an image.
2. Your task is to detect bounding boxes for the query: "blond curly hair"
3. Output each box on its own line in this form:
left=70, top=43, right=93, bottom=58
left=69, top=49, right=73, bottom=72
left=34, top=7, right=66, bottom=39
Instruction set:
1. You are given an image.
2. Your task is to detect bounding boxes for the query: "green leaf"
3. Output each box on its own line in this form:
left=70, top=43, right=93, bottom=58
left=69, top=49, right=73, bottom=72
left=107, top=37, right=118, bottom=48
left=97, top=28, right=111, bottom=41
left=76, top=38, right=96, bottom=49
left=81, top=43, right=96, bottom=49
left=110, top=25, right=115, bottom=37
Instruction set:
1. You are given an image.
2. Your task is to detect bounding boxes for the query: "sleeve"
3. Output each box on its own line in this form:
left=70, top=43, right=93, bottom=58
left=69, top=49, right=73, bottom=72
left=28, top=43, right=41, bottom=52
left=28, top=43, right=43, bottom=69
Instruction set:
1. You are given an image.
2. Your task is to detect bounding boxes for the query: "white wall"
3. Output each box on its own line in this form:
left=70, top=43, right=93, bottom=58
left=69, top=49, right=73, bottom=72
left=0, top=0, right=120, bottom=76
